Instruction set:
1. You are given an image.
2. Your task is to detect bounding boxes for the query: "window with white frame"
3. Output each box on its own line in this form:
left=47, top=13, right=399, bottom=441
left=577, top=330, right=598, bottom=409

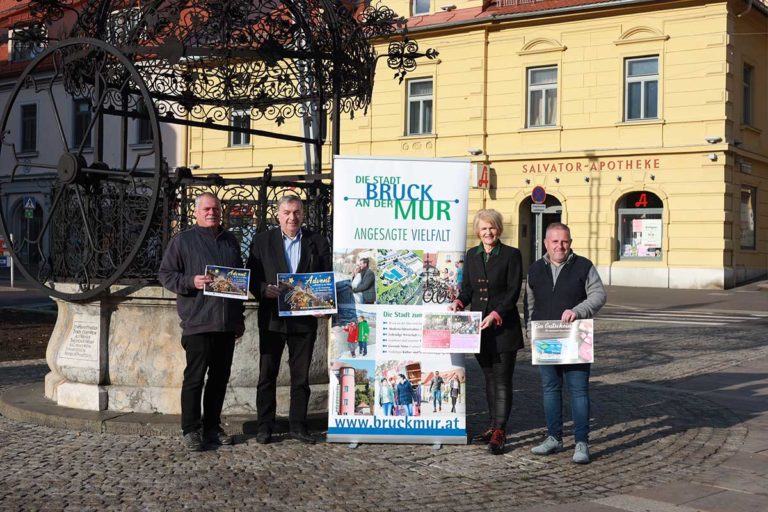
left=229, top=111, right=251, bottom=146
left=740, top=186, right=756, bottom=249
left=406, top=78, right=433, bottom=136
left=8, top=25, right=45, bottom=62
left=20, top=104, right=37, bottom=154
left=625, top=56, right=658, bottom=121
left=527, top=66, right=558, bottom=127
left=743, top=64, right=754, bottom=126
left=73, top=99, right=92, bottom=148
left=412, top=0, right=430, bottom=16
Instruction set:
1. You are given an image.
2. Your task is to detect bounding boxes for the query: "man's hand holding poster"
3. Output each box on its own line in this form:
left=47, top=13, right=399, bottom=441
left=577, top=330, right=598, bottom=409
left=277, top=271, right=338, bottom=317
left=203, top=265, right=250, bottom=300
left=530, top=319, right=594, bottom=365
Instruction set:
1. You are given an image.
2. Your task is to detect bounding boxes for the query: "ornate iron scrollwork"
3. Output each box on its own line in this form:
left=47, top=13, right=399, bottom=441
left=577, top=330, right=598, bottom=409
left=0, top=0, right=436, bottom=300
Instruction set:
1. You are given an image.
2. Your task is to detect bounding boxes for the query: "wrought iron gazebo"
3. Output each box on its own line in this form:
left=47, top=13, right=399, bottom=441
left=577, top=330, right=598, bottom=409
left=0, top=0, right=437, bottom=301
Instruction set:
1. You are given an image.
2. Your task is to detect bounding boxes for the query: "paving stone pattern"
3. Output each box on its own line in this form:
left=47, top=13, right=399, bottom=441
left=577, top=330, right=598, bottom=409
left=1, top=317, right=766, bottom=511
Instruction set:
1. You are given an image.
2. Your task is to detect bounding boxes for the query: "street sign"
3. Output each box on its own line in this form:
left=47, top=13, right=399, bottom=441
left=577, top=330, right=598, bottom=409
left=531, top=204, right=546, bottom=213
left=23, top=196, right=36, bottom=210
left=24, top=209, right=34, bottom=219
left=0, top=256, right=8, bottom=267
left=531, top=186, right=546, bottom=204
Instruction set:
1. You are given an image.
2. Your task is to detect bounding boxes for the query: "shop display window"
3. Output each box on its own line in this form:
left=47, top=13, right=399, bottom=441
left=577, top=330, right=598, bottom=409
left=617, top=192, right=663, bottom=260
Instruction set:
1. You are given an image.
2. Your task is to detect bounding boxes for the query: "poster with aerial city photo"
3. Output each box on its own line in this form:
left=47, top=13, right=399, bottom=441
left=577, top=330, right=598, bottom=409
left=329, top=156, right=471, bottom=445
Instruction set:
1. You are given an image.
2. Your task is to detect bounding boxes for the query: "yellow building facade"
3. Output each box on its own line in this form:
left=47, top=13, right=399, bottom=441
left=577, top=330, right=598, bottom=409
left=189, top=0, right=768, bottom=289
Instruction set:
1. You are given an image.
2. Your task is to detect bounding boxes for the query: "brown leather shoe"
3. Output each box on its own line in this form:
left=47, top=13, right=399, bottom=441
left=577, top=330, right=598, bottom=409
left=488, top=428, right=506, bottom=455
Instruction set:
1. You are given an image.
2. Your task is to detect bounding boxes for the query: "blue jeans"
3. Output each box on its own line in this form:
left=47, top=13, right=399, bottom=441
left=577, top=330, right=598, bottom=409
left=432, top=390, right=442, bottom=410
left=382, top=402, right=393, bottom=416
left=539, top=363, right=591, bottom=443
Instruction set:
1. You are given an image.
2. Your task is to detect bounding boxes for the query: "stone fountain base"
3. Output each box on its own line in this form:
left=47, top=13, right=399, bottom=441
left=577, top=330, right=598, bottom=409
left=44, top=284, right=329, bottom=417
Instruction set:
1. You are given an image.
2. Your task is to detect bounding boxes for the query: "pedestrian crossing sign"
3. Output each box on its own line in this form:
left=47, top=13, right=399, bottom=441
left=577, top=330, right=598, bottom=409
left=23, top=196, right=36, bottom=210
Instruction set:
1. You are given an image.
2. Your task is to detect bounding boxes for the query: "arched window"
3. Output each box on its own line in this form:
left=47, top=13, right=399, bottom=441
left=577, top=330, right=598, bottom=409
left=617, top=192, right=663, bottom=260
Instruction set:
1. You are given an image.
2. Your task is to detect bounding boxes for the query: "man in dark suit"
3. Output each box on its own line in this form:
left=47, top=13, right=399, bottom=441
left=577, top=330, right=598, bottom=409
left=247, top=195, right=331, bottom=444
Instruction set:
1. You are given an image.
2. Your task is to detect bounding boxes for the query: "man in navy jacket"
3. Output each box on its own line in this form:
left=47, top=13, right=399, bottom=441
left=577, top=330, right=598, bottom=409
left=525, top=222, right=606, bottom=464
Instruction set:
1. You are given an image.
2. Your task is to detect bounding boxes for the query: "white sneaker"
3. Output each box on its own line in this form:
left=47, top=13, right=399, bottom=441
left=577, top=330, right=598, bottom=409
left=530, top=436, right=563, bottom=455
left=572, top=441, right=590, bottom=464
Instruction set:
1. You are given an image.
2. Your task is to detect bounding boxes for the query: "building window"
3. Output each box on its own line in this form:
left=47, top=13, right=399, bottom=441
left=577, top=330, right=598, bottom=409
left=617, top=192, right=663, bottom=260
left=136, top=100, right=153, bottom=145
left=343, top=385, right=349, bottom=392
left=412, top=0, right=430, bottom=15
left=740, top=186, right=756, bottom=249
left=406, top=78, right=433, bottom=135
left=625, top=57, right=658, bottom=121
left=20, top=104, right=37, bottom=154
left=528, top=66, right=557, bottom=127
left=73, top=99, right=92, bottom=148
left=8, top=26, right=45, bottom=62
left=743, top=64, right=754, bottom=126
left=343, top=399, right=349, bottom=406
left=229, top=111, right=251, bottom=146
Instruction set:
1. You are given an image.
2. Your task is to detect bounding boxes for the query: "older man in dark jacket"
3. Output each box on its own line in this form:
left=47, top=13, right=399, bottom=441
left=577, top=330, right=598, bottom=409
left=159, top=192, right=245, bottom=452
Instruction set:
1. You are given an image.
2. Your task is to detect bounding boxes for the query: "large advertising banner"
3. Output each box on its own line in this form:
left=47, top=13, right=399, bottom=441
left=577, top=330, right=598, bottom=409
left=328, top=156, right=471, bottom=445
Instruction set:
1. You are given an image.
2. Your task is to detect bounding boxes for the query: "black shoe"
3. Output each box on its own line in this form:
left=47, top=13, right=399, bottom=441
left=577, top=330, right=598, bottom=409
left=289, top=430, right=317, bottom=444
left=255, top=431, right=272, bottom=445
left=204, top=428, right=234, bottom=446
left=182, top=431, right=203, bottom=452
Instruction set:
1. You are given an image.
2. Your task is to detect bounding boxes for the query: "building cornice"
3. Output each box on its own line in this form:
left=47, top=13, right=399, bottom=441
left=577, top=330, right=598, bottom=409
left=406, top=0, right=762, bottom=34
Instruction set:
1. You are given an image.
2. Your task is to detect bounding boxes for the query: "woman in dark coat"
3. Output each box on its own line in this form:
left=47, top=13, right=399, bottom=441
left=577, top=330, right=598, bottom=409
left=449, top=209, right=524, bottom=454
left=395, top=373, right=416, bottom=417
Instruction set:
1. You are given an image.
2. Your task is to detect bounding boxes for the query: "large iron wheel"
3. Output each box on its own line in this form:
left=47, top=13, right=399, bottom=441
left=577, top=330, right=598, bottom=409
left=0, top=38, right=163, bottom=301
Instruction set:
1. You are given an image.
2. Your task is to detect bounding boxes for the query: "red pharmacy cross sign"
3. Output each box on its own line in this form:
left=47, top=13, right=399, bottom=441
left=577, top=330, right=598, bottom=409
left=531, top=186, right=546, bottom=204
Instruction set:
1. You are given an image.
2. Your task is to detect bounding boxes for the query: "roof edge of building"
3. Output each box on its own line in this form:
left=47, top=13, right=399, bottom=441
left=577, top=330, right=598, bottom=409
left=406, top=0, right=760, bottom=34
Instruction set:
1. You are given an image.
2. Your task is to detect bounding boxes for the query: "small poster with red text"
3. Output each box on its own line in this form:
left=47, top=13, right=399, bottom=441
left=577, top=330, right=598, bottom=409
left=421, top=311, right=481, bottom=353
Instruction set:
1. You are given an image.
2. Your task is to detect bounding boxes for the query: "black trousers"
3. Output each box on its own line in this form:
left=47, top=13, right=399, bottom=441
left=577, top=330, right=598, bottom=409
left=257, top=330, right=315, bottom=433
left=475, top=350, right=518, bottom=430
left=180, top=332, right=236, bottom=434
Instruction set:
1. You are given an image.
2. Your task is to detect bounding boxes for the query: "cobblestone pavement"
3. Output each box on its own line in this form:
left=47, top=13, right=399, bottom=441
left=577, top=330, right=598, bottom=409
left=1, top=316, right=767, bottom=511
